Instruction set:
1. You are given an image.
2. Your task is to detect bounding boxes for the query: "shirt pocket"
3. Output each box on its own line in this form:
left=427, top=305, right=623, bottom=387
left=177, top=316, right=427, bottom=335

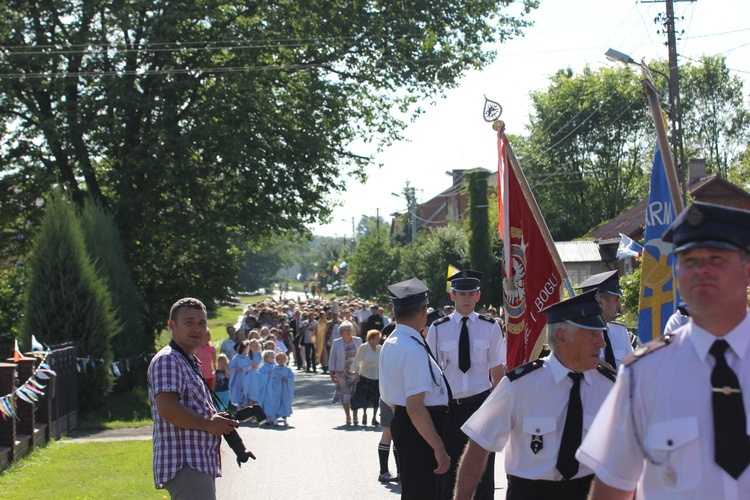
left=439, top=340, right=458, bottom=370
left=185, top=376, right=213, bottom=416
left=522, top=417, right=557, bottom=459
left=471, top=339, right=490, bottom=370
left=645, top=417, right=701, bottom=491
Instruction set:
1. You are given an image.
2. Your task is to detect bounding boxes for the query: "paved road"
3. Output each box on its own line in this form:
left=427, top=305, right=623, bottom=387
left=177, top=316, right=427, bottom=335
left=217, top=369, right=508, bottom=500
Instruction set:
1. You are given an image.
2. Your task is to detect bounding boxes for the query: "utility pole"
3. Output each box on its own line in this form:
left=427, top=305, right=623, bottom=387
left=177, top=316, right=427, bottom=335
left=646, top=0, right=693, bottom=202
left=408, top=186, right=417, bottom=244
left=392, top=182, right=418, bottom=244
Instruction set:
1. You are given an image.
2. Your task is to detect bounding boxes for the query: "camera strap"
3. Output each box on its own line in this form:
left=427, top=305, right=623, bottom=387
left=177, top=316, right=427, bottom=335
left=169, top=339, right=229, bottom=413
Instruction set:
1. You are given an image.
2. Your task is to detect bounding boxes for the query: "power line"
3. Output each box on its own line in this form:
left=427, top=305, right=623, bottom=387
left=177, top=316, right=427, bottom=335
left=0, top=54, right=454, bottom=80
left=0, top=34, right=410, bottom=53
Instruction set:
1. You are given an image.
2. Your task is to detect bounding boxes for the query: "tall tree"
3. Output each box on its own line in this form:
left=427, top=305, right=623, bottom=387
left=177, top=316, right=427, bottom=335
left=0, top=264, right=25, bottom=344
left=23, top=195, right=118, bottom=412
left=522, top=66, right=652, bottom=240
left=79, top=198, right=148, bottom=370
left=0, top=1, right=538, bottom=338
left=680, top=55, right=750, bottom=180
left=348, top=224, right=398, bottom=302
left=467, top=169, right=495, bottom=307
left=399, top=224, right=468, bottom=308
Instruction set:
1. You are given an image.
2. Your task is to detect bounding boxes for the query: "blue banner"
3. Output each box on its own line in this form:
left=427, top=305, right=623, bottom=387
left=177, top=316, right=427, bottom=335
left=638, top=146, right=677, bottom=342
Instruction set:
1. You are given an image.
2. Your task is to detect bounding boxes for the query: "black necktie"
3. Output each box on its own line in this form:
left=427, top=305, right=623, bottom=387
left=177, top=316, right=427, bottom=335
left=459, top=316, right=471, bottom=373
left=709, top=339, right=750, bottom=479
left=412, top=335, right=453, bottom=401
left=602, top=329, right=616, bottom=368
left=556, top=372, right=583, bottom=480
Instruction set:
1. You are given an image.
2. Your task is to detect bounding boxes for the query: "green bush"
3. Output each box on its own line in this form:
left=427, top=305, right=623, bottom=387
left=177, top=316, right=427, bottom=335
left=22, top=195, right=119, bottom=411
left=80, top=198, right=148, bottom=391
left=0, top=264, right=25, bottom=344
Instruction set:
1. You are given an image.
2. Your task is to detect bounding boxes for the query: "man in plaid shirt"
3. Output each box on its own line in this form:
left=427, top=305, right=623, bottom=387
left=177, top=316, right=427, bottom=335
left=148, top=297, right=238, bottom=498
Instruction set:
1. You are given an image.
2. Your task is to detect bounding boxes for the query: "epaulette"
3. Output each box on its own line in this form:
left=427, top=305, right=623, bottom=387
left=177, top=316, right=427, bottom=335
left=506, top=359, right=544, bottom=381
left=622, top=332, right=674, bottom=367
left=537, top=345, right=551, bottom=359
left=596, top=363, right=617, bottom=382
left=478, top=314, right=496, bottom=324
left=432, top=316, right=451, bottom=326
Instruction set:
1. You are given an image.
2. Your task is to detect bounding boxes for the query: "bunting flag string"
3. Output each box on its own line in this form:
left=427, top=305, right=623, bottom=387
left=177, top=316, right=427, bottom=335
left=0, top=335, right=158, bottom=420
left=0, top=348, right=55, bottom=421
left=76, top=352, right=155, bottom=376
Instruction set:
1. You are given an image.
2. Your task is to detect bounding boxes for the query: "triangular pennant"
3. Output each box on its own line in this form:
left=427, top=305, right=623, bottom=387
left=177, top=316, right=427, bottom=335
left=30, top=335, right=45, bottom=352
left=15, top=389, right=34, bottom=404
left=16, top=386, right=35, bottom=401
left=24, top=384, right=43, bottom=396
left=13, top=339, right=22, bottom=362
left=29, top=378, right=46, bottom=389
left=2, top=397, right=14, bottom=418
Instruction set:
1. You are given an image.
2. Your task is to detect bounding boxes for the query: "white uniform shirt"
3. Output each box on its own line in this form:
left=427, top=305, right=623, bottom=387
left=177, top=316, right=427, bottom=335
left=664, top=310, right=690, bottom=334
left=426, top=311, right=506, bottom=399
left=461, top=353, right=614, bottom=481
left=602, top=321, right=634, bottom=368
left=577, top=313, right=750, bottom=499
left=379, top=324, right=449, bottom=407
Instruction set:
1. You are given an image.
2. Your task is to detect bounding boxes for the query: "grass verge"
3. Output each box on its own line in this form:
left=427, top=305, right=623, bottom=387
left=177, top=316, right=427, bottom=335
left=0, top=440, right=163, bottom=498
left=77, top=386, right=152, bottom=431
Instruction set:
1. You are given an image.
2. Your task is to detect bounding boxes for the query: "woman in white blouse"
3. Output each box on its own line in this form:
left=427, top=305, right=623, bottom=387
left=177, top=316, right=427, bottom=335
left=352, top=329, right=382, bottom=426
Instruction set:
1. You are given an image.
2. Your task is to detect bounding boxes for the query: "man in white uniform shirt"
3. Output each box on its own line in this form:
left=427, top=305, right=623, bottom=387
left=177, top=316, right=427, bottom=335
left=427, top=269, right=506, bottom=499
left=454, top=290, right=616, bottom=500
left=577, top=270, right=634, bottom=369
left=580, top=201, right=750, bottom=499
left=380, top=278, right=450, bottom=499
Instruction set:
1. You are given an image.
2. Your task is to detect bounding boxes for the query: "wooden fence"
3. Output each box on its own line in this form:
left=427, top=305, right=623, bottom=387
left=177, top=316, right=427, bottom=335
left=0, top=343, right=78, bottom=470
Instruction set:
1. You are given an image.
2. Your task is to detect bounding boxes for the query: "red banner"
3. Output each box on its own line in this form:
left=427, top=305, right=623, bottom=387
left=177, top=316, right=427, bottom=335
left=497, top=133, right=564, bottom=370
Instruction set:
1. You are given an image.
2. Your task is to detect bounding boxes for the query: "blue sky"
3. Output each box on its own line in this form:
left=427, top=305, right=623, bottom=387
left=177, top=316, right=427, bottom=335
left=311, top=0, right=750, bottom=237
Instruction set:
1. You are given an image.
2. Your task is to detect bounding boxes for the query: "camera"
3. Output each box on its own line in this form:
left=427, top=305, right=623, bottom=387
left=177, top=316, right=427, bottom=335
left=220, top=405, right=268, bottom=466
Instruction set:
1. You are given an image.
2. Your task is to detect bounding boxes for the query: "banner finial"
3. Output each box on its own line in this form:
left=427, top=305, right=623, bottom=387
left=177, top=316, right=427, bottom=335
left=483, top=95, right=503, bottom=123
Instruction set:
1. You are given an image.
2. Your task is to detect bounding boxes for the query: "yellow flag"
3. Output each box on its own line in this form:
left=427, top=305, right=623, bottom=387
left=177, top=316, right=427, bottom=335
left=446, top=264, right=460, bottom=292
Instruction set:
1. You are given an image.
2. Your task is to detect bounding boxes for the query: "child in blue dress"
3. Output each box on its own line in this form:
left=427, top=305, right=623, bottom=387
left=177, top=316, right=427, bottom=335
left=242, top=339, right=263, bottom=406
left=228, top=340, right=251, bottom=412
left=255, top=350, right=277, bottom=425
left=267, top=352, right=295, bottom=426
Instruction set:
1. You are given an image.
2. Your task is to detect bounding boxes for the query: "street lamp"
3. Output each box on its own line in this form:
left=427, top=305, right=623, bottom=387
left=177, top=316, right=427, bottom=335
left=606, top=47, right=686, bottom=201
left=340, top=217, right=355, bottom=251
left=605, top=48, right=669, bottom=82
left=391, top=190, right=417, bottom=244
left=604, top=48, right=636, bottom=66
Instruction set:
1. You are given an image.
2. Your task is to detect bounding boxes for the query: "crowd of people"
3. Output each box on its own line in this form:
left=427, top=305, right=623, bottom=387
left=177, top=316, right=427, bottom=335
left=147, top=200, right=750, bottom=500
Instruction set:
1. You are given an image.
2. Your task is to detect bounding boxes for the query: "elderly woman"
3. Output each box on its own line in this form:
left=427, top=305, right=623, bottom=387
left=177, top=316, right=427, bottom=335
left=328, top=321, right=363, bottom=425
left=352, top=329, right=382, bottom=426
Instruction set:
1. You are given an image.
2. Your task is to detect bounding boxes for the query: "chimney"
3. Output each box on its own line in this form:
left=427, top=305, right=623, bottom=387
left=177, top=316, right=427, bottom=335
left=688, top=158, right=706, bottom=183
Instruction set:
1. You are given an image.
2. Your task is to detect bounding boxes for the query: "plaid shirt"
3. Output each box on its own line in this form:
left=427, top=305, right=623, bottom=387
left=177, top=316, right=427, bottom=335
left=148, top=345, right=221, bottom=488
